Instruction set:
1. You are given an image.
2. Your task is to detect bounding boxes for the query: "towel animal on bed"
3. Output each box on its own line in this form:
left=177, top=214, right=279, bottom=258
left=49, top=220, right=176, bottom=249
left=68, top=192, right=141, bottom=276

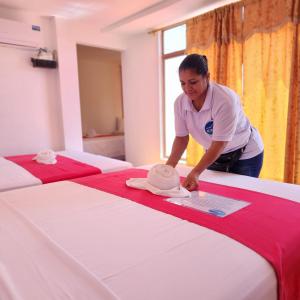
left=33, top=149, right=57, bottom=165
left=126, top=164, right=190, bottom=198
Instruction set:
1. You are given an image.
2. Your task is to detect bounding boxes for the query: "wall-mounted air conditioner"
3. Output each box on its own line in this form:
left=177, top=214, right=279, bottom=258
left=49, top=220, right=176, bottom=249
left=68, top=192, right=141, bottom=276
left=0, top=17, right=42, bottom=48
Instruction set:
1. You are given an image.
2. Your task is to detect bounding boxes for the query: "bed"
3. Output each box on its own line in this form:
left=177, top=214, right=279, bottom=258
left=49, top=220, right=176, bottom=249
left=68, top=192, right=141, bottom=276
left=1, top=165, right=299, bottom=300
left=83, top=134, right=125, bottom=160
left=0, top=150, right=132, bottom=192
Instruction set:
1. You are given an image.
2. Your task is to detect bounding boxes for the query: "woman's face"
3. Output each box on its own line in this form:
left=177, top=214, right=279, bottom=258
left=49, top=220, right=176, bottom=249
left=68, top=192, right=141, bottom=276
left=179, top=69, right=209, bottom=102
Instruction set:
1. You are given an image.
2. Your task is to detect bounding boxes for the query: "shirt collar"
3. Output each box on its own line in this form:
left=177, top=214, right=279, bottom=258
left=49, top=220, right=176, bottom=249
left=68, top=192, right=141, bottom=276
left=183, top=82, right=213, bottom=112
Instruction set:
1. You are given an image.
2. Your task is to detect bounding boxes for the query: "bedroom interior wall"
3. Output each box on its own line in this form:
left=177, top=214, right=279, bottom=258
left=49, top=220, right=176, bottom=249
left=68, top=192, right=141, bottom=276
left=0, top=9, right=64, bottom=156
left=0, top=6, right=128, bottom=155
left=77, top=45, right=123, bottom=136
left=0, top=6, right=159, bottom=160
left=122, top=32, right=162, bottom=166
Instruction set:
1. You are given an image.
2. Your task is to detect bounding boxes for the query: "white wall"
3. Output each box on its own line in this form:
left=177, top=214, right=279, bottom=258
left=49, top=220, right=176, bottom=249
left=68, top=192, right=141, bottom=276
left=0, top=8, right=162, bottom=161
left=122, top=33, right=162, bottom=166
left=0, top=7, right=128, bottom=155
left=0, top=10, right=64, bottom=156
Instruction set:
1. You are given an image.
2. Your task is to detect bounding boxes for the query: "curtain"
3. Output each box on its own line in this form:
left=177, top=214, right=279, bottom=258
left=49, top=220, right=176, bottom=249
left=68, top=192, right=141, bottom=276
left=186, top=3, right=243, bottom=166
left=284, top=19, right=300, bottom=183
left=243, top=0, right=300, bottom=182
left=185, top=0, right=300, bottom=183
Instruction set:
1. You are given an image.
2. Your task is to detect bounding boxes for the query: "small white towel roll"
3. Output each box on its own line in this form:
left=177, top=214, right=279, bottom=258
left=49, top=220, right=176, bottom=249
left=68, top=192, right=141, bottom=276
left=33, top=149, right=57, bottom=165
left=147, top=164, right=180, bottom=190
left=126, top=164, right=190, bottom=198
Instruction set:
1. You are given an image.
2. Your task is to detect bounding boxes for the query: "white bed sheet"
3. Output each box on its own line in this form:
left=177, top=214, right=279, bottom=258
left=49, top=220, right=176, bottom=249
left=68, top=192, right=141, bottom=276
left=0, top=157, right=42, bottom=192
left=0, top=151, right=132, bottom=192
left=0, top=199, right=118, bottom=300
left=0, top=176, right=285, bottom=300
left=57, top=150, right=132, bottom=173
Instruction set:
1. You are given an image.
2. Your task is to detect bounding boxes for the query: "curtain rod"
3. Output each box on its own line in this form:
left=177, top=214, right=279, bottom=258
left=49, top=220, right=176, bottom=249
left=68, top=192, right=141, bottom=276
left=148, top=0, right=242, bottom=34
left=148, top=20, right=185, bottom=35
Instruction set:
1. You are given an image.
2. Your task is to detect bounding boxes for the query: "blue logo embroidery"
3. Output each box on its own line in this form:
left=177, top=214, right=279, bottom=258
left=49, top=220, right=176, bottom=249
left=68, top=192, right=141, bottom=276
left=208, top=209, right=226, bottom=217
left=204, top=120, right=214, bottom=135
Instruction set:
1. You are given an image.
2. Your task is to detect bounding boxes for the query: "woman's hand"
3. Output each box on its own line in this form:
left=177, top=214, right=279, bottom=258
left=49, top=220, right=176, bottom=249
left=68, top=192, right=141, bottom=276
left=182, top=170, right=200, bottom=191
left=182, top=141, right=228, bottom=191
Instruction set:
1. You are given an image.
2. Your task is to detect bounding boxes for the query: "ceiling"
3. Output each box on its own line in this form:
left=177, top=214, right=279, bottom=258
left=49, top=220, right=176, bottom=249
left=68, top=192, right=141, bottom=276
left=0, top=0, right=236, bottom=35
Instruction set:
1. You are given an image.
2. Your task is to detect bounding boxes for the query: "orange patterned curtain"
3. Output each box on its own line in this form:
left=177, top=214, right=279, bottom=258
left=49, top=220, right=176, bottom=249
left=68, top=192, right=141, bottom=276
left=243, top=0, right=300, bottom=183
left=187, top=2, right=243, bottom=94
left=185, top=0, right=300, bottom=184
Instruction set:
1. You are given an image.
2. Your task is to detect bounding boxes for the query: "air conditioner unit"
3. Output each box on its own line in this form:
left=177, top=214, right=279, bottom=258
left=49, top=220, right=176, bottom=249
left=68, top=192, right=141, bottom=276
left=0, top=17, right=42, bottom=48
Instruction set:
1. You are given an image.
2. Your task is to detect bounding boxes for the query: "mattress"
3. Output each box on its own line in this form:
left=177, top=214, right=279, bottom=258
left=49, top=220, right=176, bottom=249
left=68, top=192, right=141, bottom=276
left=0, top=150, right=132, bottom=192
left=2, top=165, right=299, bottom=299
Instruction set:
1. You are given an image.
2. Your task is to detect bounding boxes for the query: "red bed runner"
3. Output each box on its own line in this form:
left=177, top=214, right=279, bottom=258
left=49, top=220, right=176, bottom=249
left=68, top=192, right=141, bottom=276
left=73, top=168, right=300, bottom=300
left=6, top=154, right=101, bottom=183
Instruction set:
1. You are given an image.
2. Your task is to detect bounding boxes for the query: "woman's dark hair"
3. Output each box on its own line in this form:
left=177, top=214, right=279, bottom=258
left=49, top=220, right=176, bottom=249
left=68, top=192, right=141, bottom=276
left=179, top=54, right=208, bottom=76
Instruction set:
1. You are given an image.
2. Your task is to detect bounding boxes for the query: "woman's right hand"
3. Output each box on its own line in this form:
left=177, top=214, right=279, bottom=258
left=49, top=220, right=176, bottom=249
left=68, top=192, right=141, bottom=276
left=182, top=170, right=200, bottom=191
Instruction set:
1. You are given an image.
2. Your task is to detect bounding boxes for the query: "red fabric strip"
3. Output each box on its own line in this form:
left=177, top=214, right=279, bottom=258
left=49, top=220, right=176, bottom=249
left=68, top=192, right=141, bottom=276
left=73, top=168, right=300, bottom=300
left=6, top=154, right=101, bottom=183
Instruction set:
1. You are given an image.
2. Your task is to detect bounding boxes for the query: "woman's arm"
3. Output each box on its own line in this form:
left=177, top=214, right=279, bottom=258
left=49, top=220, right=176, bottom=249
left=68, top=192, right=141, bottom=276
left=183, top=140, right=228, bottom=191
left=166, top=135, right=189, bottom=168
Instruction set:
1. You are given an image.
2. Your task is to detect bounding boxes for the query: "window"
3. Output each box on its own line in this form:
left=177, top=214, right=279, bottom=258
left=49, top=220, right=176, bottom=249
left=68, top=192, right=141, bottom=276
left=162, top=24, right=186, bottom=159
left=163, top=25, right=186, bottom=55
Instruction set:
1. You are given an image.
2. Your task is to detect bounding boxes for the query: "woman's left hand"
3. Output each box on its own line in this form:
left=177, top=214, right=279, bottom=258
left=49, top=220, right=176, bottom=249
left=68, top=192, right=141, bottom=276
left=182, top=170, right=200, bottom=191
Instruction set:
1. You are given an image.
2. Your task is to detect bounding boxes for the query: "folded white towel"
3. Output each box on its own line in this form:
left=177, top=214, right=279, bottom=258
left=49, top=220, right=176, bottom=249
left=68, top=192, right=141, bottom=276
left=126, top=164, right=191, bottom=198
left=33, top=149, right=57, bottom=165
left=147, top=164, right=180, bottom=190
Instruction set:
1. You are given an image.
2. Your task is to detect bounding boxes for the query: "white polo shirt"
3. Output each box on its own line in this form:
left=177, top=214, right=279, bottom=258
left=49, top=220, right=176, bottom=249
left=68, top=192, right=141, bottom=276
left=174, top=82, right=264, bottom=159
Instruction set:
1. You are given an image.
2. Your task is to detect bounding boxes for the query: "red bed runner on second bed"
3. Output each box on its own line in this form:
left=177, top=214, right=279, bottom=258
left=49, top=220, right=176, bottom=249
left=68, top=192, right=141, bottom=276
left=73, top=168, right=300, bottom=300
left=6, top=154, right=101, bottom=183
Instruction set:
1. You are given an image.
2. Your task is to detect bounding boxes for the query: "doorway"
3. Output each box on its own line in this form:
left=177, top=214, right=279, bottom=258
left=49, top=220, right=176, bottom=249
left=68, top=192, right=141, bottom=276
left=77, top=44, right=125, bottom=160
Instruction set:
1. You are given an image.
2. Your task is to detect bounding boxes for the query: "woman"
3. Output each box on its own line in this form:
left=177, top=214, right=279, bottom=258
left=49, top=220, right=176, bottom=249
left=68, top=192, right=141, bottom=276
left=166, top=54, right=264, bottom=191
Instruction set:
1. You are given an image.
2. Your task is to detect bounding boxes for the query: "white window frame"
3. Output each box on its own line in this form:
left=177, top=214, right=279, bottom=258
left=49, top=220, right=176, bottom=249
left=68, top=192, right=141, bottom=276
left=161, top=25, right=186, bottom=160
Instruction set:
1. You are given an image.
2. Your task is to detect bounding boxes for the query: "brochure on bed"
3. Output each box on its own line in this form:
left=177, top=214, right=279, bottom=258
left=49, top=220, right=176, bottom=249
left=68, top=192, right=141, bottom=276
left=166, top=191, right=250, bottom=217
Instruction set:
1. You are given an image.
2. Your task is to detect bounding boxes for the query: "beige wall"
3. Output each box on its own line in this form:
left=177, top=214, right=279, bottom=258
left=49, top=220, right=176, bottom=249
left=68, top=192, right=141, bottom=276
left=77, top=45, right=123, bottom=136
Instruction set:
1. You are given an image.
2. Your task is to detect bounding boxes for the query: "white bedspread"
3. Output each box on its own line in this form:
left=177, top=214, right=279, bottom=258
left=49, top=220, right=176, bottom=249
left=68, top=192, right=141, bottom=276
left=0, top=178, right=280, bottom=300
left=0, top=157, right=41, bottom=192
left=0, top=199, right=119, bottom=300
left=0, top=151, right=132, bottom=192
left=57, top=150, right=132, bottom=173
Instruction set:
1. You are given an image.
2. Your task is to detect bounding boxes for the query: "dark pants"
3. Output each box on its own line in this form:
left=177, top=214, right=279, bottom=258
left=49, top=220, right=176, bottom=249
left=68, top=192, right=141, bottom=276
left=208, top=152, right=264, bottom=178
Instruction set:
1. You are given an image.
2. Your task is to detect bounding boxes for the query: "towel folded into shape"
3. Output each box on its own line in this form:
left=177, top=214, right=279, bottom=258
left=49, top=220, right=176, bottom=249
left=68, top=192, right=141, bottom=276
left=126, top=164, right=190, bottom=198
left=33, top=149, right=57, bottom=165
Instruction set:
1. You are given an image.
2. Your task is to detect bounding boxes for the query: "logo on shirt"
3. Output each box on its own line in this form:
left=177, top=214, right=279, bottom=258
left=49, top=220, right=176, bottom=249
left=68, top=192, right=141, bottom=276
left=204, top=120, right=214, bottom=135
